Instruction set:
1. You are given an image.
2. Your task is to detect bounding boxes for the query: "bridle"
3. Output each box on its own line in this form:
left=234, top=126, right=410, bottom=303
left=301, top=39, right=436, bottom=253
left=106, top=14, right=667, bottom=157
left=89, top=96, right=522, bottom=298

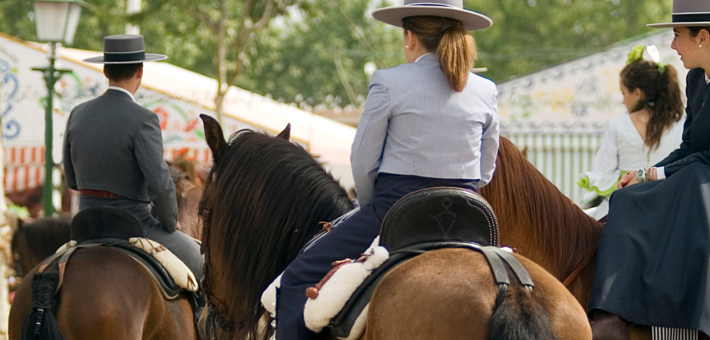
left=199, top=204, right=236, bottom=338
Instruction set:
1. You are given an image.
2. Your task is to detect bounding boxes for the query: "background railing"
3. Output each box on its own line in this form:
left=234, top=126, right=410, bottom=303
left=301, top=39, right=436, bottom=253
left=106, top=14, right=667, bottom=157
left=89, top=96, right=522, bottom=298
left=504, top=131, right=605, bottom=203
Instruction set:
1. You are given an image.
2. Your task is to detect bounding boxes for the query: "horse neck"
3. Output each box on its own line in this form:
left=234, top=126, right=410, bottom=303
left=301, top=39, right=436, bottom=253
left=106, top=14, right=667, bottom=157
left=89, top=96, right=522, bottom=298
left=481, top=146, right=604, bottom=283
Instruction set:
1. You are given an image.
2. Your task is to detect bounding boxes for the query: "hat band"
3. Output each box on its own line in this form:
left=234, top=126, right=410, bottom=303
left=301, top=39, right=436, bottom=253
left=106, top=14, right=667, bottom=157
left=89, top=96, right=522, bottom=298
left=406, top=2, right=458, bottom=8
left=104, top=51, right=146, bottom=62
left=673, top=13, right=710, bottom=23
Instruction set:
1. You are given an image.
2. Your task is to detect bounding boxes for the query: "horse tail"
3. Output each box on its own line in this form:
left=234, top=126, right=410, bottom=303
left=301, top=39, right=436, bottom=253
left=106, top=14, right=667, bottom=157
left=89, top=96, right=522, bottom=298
left=21, top=272, right=66, bottom=340
left=488, top=282, right=557, bottom=340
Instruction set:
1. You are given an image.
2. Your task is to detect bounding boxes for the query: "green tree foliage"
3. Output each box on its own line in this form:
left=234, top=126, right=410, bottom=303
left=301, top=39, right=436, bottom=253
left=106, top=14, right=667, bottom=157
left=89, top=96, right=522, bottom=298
left=0, top=0, right=673, bottom=109
left=236, top=0, right=404, bottom=108
left=467, top=0, right=672, bottom=82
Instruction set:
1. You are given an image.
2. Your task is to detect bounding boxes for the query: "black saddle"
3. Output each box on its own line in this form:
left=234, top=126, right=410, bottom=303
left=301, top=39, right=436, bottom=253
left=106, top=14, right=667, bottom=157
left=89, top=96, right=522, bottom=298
left=41, top=207, right=183, bottom=299
left=328, top=187, right=510, bottom=338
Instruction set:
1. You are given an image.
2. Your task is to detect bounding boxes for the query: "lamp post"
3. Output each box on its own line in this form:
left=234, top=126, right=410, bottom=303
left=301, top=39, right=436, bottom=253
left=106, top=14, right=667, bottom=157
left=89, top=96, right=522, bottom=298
left=31, top=0, right=86, bottom=217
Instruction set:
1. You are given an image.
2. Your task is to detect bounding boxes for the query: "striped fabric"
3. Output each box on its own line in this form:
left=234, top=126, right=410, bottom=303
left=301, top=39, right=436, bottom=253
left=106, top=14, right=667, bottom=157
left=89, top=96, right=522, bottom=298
left=1, top=145, right=212, bottom=193
left=652, top=327, right=698, bottom=340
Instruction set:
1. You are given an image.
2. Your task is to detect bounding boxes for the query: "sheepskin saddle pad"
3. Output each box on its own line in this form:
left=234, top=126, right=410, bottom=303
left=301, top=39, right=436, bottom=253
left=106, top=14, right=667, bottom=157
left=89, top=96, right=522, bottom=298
left=308, top=187, right=501, bottom=339
left=56, top=206, right=199, bottom=299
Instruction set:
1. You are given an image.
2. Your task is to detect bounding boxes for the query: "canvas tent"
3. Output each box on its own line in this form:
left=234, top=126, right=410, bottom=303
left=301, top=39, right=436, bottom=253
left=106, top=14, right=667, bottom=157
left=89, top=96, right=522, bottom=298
left=0, top=32, right=356, bottom=195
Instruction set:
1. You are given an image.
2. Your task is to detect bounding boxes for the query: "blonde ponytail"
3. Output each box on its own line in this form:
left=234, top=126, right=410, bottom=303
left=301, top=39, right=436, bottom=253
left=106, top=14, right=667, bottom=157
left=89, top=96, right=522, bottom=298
left=403, top=16, right=477, bottom=92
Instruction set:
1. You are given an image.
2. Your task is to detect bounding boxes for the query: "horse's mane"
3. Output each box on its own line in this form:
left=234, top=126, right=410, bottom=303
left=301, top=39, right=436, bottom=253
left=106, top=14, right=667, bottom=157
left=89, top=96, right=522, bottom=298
left=480, top=137, right=603, bottom=278
left=202, top=130, right=353, bottom=339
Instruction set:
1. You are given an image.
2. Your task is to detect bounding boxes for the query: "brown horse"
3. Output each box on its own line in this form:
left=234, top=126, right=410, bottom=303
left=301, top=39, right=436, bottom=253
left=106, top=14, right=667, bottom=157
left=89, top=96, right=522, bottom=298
left=479, top=137, right=653, bottom=339
left=196, top=114, right=591, bottom=340
left=11, top=217, right=71, bottom=278
left=8, top=196, right=202, bottom=339
left=170, top=164, right=203, bottom=241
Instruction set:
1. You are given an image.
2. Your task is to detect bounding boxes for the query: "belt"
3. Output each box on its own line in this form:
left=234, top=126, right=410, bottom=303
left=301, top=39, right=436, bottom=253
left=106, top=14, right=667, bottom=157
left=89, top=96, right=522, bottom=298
left=79, top=189, right=122, bottom=199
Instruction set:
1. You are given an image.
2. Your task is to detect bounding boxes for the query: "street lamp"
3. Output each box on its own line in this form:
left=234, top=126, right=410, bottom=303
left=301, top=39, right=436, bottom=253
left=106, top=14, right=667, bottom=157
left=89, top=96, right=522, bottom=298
left=31, top=0, right=86, bottom=216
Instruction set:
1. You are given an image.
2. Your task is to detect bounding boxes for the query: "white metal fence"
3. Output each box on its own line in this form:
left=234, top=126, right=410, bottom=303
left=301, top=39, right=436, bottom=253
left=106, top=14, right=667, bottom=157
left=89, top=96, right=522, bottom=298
left=504, top=132, right=605, bottom=203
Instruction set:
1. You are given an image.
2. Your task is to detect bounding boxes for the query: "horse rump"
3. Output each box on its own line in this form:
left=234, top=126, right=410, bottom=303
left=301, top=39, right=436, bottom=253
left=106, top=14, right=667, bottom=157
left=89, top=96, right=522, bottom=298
left=21, top=272, right=66, bottom=340
left=488, top=280, right=556, bottom=340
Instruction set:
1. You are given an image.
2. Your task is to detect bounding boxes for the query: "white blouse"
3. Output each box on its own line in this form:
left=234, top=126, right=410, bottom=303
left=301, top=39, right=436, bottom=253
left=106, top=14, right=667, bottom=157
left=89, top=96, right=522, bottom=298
left=579, top=114, right=685, bottom=195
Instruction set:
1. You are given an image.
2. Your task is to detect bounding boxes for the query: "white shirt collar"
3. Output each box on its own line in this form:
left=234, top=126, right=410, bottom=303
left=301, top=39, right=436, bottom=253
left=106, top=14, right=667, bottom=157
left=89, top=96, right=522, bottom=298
left=705, top=72, right=710, bottom=84
left=108, top=86, right=136, bottom=102
left=415, top=53, right=432, bottom=63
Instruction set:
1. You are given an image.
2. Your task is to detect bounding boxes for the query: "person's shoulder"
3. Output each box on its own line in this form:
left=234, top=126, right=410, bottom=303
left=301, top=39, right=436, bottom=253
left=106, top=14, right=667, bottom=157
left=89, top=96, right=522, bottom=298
left=688, top=68, right=705, bottom=78
left=467, top=72, right=497, bottom=93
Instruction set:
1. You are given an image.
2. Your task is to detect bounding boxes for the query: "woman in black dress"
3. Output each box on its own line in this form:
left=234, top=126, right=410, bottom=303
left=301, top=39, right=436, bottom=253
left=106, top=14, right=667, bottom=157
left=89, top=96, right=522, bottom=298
left=589, top=1, right=710, bottom=339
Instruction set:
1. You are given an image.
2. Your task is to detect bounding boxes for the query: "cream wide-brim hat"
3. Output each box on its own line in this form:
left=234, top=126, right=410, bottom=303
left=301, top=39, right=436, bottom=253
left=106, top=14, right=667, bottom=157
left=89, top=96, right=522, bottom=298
left=371, top=0, right=492, bottom=32
left=648, top=0, right=710, bottom=28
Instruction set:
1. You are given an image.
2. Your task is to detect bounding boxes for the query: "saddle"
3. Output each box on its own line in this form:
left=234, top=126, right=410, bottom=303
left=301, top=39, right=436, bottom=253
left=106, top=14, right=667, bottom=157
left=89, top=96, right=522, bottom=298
left=38, top=207, right=190, bottom=300
left=322, top=187, right=533, bottom=339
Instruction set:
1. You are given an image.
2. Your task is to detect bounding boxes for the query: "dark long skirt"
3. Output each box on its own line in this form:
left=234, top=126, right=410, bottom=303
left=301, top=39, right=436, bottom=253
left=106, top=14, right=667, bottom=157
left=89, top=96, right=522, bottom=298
left=589, top=163, right=710, bottom=334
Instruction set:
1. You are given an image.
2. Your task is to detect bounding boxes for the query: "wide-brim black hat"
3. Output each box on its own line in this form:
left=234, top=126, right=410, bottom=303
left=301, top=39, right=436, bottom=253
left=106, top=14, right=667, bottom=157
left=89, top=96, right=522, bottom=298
left=648, top=0, right=710, bottom=28
left=372, top=0, right=492, bottom=32
left=83, top=35, right=167, bottom=64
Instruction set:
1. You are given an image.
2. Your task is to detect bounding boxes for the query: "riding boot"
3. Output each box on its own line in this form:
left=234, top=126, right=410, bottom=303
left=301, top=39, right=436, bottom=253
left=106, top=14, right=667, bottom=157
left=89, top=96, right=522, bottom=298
left=591, top=310, right=630, bottom=340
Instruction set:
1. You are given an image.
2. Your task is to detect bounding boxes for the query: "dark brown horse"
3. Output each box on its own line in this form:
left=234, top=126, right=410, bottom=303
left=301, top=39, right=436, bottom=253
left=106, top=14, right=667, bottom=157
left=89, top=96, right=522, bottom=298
left=196, top=114, right=590, bottom=340
left=480, top=137, right=653, bottom=339
left=8, top=192, right=202, bottom=340
left=11, top=217, right=71, bottom=278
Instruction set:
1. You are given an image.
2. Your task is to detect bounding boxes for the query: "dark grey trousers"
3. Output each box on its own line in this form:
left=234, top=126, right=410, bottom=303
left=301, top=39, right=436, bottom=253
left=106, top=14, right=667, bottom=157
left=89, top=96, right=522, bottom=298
left=80, top=195, right=203, bottom=282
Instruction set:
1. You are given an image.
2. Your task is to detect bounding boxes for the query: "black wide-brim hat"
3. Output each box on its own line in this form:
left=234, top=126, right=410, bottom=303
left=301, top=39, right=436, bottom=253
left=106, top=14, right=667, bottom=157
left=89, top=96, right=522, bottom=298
left=83, top=35, right=167, bottom=64
left=648, top=0, right=710, bottom=28
left=372, top=0, right=492, bottom=32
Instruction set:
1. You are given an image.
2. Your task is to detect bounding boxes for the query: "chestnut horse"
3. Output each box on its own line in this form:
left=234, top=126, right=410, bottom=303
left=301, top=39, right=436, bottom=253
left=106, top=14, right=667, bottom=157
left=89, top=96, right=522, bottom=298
left=479, top=137, right=653, bottom=339
left=196, top=114, right=590, bottom=340
left=8, top=193, right=202, bottom=339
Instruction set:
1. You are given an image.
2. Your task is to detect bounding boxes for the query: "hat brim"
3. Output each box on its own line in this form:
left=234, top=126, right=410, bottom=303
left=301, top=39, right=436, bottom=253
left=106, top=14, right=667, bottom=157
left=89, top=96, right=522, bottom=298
left=372, top=6, right=492, bottom=31
left=83, top=53, right=168, bottom=64
left=648, top=21, right=710, bottom=28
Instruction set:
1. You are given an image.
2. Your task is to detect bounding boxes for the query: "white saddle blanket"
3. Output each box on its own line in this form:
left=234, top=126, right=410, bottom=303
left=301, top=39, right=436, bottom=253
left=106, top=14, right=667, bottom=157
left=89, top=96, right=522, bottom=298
left=261, top=237, right=389, bottom=340
left=57, top=238, right=199, bottom=292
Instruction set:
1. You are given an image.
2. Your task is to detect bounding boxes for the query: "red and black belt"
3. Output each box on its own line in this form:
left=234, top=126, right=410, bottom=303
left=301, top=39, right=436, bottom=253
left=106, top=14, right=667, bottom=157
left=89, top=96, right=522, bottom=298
left=79, top=189, right=122, bottom=199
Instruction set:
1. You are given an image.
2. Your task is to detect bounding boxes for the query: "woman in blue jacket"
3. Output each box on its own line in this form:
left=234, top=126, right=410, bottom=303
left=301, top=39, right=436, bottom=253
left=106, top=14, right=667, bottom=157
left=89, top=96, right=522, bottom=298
left=275, top=1, right=499, bottom=339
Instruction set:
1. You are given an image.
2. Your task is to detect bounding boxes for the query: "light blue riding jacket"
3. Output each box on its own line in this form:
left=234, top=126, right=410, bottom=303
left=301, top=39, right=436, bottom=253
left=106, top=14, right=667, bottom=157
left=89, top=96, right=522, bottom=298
left=351, top=53, right=499, bottom=206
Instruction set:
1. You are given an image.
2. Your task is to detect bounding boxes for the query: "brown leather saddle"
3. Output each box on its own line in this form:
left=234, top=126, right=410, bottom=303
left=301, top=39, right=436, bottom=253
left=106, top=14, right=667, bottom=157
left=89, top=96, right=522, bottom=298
left=326, top=187, right=534, bottom=338
left=37, top=207, right=184, bottom=299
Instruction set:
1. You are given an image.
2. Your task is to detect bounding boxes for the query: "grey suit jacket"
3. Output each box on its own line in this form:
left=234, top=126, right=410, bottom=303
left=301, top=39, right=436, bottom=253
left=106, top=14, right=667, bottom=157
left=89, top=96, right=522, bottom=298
left=63, top=89, right=178, bottom=232
left=352, top=53, right=499, bottom=206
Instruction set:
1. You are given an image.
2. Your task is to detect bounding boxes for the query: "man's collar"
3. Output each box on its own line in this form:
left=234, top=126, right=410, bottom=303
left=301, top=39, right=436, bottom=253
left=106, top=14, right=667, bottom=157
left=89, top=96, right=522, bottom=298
left=705, top=72, right=710, bottom=85
left=107, top=86, right=136, bottom=102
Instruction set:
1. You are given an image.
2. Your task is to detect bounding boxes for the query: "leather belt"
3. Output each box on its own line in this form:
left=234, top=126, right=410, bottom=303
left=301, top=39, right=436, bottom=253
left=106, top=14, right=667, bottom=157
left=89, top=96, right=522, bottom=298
left=79, top=189, right=122, bottom=199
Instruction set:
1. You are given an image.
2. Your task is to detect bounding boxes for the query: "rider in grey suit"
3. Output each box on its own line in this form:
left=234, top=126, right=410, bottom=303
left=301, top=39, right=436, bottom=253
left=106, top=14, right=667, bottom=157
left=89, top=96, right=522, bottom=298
left=63, top=35, right=203, bottom=287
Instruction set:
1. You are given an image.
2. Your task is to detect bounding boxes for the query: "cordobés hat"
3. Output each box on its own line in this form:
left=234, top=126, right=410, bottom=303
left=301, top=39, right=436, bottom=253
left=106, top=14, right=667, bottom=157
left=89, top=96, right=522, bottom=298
left=648, top=0, right=710, bottom=28
left=371, top=0, right=492, bottom=32
left=83, top=35, right=167, bottom=64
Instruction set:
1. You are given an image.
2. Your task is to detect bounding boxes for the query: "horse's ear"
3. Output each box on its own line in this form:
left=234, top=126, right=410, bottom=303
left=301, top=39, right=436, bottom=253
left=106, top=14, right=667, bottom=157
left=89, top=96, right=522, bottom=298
left=200, top=114, right=227, bottom=163
left=276, top=123, right=291, bottom=141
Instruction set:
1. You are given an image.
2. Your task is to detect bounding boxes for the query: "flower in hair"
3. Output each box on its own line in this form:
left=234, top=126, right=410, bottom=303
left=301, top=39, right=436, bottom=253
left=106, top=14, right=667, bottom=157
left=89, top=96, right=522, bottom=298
left=626, top=45, right=666, bottom=74
left=626, top=45, right=645, bottom=65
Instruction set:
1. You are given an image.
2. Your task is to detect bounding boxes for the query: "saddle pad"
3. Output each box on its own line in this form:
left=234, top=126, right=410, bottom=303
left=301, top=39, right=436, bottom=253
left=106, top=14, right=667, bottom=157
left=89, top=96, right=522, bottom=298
left=57, top=238, right=198, bottom=293
left=303, top=237, right=388, bottom=334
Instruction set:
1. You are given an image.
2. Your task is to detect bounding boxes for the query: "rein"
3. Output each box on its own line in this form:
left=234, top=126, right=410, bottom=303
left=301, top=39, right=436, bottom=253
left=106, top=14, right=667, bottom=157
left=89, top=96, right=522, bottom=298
left=199, top=206, right=237, bottom=334
left=562, top=251, right=595, bottom=287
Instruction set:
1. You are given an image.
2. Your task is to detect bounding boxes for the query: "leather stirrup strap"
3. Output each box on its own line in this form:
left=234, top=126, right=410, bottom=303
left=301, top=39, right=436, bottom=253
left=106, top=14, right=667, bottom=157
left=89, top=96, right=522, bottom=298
left=494, top=249, right=534, bottom=290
